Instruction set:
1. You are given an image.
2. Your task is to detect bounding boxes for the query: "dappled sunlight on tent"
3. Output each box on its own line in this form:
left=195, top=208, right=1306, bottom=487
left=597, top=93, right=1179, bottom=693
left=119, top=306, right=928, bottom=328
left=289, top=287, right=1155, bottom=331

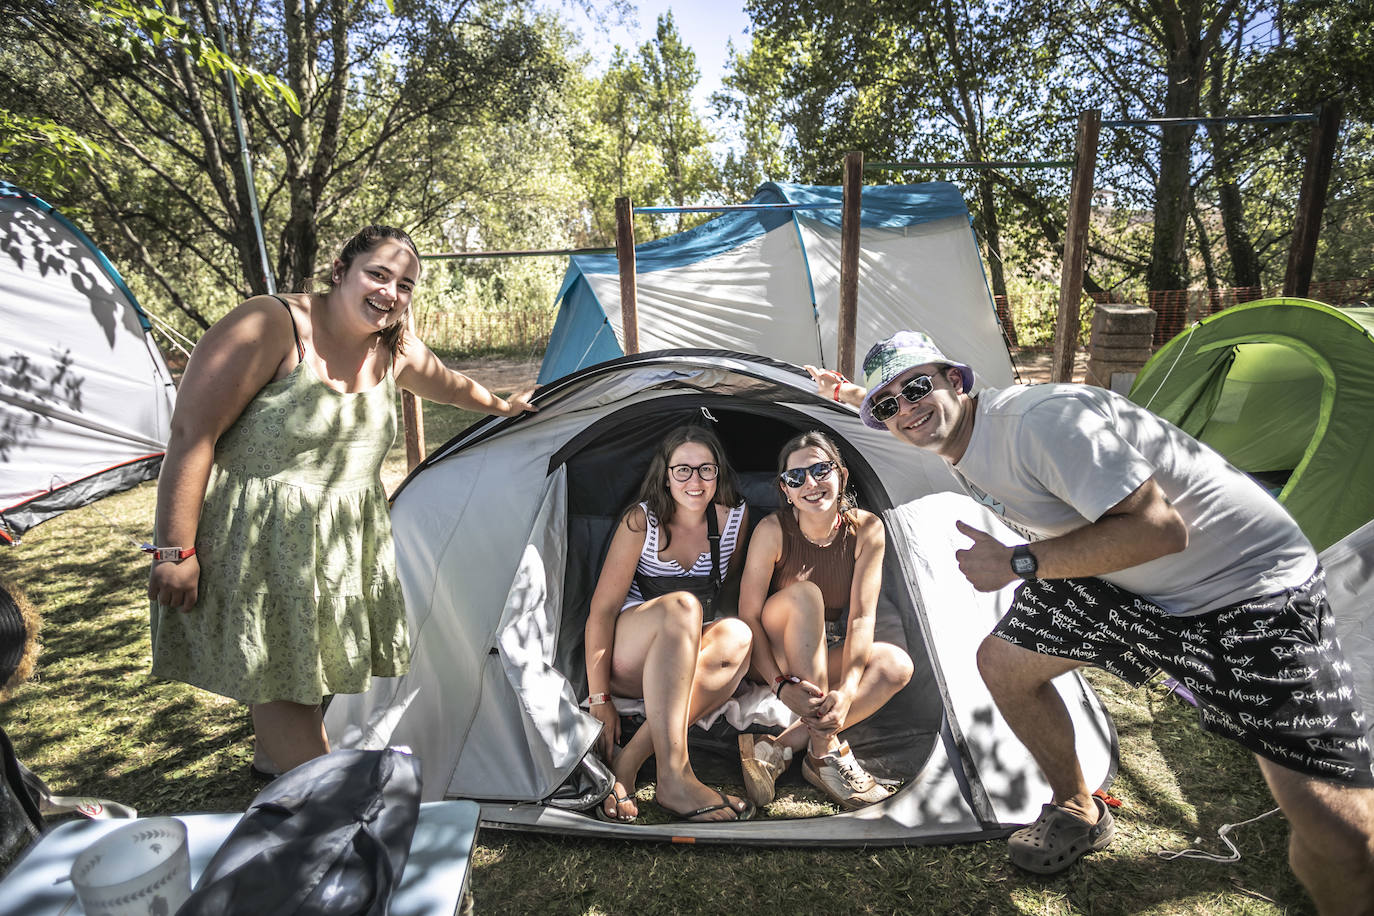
left=1, top=182, right=175, bottom=544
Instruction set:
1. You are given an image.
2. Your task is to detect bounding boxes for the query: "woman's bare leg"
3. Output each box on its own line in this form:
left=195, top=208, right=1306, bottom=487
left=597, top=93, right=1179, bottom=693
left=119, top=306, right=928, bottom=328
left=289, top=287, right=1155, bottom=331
left=251, top=701, right=328, bottom=773
left=827, top=641, right=914, bottom=739
left=758, top=581, right=835, bottom=757
left=607, top=594, right=750, bottom=820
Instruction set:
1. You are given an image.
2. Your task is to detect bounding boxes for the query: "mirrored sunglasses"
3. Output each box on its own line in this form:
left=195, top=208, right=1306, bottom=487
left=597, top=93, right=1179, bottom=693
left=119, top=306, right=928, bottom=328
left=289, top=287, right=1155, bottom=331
left=778, top=461, right=837, bottom=489
left=869, top=374, right=935, bottom=423
left=668, top=463, right=719, bottom=482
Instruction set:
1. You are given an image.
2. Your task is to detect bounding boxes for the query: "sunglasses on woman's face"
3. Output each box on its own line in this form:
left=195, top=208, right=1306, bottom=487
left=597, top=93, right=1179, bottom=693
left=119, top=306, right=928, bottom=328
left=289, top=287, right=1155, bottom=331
left=668, top=462, right=719, bottom=482
left=869, top=374, right=935, bottom=423
left=778, top=461, right=838, bottom=489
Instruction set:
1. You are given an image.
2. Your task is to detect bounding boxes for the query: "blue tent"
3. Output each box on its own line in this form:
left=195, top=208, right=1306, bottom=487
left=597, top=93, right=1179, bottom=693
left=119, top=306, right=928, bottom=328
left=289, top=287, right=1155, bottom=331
left=539, top=182, right=1014, bottom=387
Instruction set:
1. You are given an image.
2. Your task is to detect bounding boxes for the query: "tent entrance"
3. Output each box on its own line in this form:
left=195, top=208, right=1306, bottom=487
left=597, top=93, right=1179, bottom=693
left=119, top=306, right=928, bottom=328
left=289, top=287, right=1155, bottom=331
left=1193, top=342, right=1323, bottom=496
left=549, top=395, right=944, bottom=795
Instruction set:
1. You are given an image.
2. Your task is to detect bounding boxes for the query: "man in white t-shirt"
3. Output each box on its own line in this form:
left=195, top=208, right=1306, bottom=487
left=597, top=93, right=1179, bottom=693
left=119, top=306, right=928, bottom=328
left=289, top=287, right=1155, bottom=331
left=810, top=331, right=1373, bottom=913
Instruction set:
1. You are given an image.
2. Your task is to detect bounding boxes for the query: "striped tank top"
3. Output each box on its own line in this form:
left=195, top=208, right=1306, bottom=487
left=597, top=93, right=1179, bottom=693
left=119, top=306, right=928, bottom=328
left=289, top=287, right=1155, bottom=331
left=621, top=501, right=746, bottom=612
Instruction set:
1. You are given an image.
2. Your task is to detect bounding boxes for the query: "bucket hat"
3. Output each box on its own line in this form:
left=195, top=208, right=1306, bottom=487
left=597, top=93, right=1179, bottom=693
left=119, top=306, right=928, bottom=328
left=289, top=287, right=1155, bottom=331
left=858, top=331, right=974, bottom=429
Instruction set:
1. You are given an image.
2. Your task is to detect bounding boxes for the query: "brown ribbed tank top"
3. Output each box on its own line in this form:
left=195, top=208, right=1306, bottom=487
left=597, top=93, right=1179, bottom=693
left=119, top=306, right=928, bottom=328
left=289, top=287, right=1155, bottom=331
left=769, top=508, right=857, bottom=619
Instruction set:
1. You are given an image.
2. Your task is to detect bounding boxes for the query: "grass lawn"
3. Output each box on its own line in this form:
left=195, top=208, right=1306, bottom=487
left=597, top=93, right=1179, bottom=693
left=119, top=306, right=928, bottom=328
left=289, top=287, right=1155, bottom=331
left=0, top=396, right=1314, bottom=915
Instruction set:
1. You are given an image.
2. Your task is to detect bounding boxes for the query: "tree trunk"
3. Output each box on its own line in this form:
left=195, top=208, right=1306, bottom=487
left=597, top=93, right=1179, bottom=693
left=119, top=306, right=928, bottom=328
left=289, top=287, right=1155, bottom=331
left=1148, top=113, right=1198, bottom=293
left=977, top=175, right=1008, bottom=302
left=976, top=175, right=1016, bottom=343
left=280, top=0, right=320, bottom=289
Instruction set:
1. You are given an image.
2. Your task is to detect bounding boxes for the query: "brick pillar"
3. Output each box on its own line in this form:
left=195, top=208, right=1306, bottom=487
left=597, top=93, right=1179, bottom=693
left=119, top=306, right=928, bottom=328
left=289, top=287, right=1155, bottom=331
left=1085, top=303, right=1157, bottom=393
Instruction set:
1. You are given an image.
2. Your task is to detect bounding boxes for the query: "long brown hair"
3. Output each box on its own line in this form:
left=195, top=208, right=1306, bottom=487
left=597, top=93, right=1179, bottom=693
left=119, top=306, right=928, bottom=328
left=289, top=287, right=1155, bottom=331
left=629, top=425, right=741, bottom=549
left=327, top=224, right=421, bottom=357
left=776, top=430, right=860, bottom=535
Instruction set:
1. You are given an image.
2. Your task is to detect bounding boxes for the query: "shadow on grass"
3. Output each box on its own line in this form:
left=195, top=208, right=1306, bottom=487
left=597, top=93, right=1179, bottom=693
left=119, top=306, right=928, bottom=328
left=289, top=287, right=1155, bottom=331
left=468, top=672, right=1300, bottom=916
left=1, top=482, right=264, bottom=821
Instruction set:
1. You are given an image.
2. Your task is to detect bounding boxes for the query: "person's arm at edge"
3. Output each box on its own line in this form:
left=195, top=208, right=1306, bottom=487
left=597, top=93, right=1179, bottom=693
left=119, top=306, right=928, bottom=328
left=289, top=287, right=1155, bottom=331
left=393, top=329, right=535, bottom=417
left=804, top=365, right=866, bottom=407
left=149, top=298, right=296, bottom=612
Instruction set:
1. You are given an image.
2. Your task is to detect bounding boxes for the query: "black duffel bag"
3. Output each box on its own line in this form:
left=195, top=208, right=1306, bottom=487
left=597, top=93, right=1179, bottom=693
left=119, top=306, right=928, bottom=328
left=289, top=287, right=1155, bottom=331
left=178, top=748, right=421, bottom=916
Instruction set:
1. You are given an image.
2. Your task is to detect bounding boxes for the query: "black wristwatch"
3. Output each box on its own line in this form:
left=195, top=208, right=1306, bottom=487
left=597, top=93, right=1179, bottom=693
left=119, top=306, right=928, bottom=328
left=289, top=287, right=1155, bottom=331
left=1010, top=544, right=1038, bottom=579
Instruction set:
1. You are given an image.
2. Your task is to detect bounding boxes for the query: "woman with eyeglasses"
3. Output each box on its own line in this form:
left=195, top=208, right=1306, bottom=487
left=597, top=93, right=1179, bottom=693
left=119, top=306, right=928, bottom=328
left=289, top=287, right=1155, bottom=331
left=583, top=425, right=754, bottom=823
left=736, top=431, right=913, bottom=811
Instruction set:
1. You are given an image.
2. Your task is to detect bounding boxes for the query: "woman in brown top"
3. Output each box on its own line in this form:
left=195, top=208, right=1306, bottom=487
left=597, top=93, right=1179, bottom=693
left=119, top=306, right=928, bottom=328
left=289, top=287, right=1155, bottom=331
left=737, top=431, right=913, bottom=810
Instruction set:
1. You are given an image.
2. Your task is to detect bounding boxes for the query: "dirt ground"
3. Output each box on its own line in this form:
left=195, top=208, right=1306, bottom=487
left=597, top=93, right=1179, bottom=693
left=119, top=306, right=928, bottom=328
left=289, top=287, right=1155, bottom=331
left=452, top=354, right=544, bottom=394
left=1008, top=347, right=1089, bottom=384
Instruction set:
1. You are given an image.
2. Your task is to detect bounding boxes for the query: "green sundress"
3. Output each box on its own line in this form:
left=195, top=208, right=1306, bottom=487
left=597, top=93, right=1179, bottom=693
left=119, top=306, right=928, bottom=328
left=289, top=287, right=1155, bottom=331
left=150, top=354, right=409, bottom=706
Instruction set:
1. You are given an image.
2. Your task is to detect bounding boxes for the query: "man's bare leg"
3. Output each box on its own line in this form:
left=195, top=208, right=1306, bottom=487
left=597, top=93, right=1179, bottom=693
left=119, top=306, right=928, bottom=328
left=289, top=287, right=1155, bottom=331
left=976, top=634, right=1095, bottom=823
left=1255, top=756, right=1374, bottom=916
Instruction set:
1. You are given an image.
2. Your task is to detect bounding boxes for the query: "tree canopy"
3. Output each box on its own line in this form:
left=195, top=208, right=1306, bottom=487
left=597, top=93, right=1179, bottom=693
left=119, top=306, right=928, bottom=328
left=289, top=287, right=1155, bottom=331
left=2, top=0, right=1369, bottom=343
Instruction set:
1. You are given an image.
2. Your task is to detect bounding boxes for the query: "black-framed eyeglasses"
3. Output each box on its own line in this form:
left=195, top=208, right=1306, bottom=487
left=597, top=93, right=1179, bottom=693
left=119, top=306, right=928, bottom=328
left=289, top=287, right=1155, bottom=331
left=668, top=462, right=719, bottom=482
left=869, top=374, right=935, bottom=423
left=778, top=461, right=838, bottom=489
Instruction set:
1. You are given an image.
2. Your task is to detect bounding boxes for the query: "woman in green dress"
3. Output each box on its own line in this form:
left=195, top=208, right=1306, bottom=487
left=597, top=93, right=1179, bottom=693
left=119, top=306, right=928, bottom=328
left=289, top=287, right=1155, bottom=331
left=148, top=225, right=533, bottom=776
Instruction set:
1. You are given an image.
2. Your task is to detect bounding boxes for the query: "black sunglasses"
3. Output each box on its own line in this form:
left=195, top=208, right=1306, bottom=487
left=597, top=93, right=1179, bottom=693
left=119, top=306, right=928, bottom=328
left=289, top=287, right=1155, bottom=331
left=668, top=462, right=719, bottom=482
left=778, top=461, right=838, bottom=489
left=869, top=374, right=935, bottom=423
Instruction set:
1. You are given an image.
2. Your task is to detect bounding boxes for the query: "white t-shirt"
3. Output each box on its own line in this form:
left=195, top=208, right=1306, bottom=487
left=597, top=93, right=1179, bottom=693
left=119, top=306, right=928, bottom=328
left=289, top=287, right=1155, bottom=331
left=953, top=385, right=1316, bottom=615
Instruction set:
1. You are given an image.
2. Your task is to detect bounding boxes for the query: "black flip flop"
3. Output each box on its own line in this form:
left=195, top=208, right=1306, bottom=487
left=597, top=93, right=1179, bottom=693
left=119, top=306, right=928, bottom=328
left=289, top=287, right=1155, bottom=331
left=655, top=789, right=755, bottom=823
left=594, top=790, right=638, bottom=823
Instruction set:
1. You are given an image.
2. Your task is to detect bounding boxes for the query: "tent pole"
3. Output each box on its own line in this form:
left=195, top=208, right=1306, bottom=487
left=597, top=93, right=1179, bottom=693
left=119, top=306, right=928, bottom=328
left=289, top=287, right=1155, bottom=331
left=839, top=151, right=863, bottom=379
left=1284, top=100, right=1342, bottom=298
left=215, top=16, right=275, bottom=295
left=1053, top=109, right=1100, bottom=383
left=615, top=196, right=639, bottom=354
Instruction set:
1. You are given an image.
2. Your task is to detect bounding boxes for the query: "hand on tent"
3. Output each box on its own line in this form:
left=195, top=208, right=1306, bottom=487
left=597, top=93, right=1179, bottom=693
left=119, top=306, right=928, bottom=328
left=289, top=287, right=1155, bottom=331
left=803, top=365, right=864, bottom=407
left=954, top=521, right=1017, bottom=592
left=503, top=388, right=539, bottom=417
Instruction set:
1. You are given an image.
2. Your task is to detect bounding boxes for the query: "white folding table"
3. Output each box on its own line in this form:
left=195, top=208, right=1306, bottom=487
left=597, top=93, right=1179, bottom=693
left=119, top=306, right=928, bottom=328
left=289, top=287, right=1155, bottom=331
left=0, top=800, right=480, bottom=915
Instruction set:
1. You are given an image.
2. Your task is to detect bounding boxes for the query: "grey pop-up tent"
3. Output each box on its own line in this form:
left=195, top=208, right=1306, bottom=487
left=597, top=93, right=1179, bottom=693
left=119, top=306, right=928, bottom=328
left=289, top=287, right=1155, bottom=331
left=326, top=350, right=1118, bottom=845
left=1, top=182, right=175, bottom=544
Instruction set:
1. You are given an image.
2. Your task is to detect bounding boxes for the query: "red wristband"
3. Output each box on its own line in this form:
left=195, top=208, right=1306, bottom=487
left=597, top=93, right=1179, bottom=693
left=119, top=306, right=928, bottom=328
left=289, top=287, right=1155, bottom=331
left=141, top=544, right=196, bottom=562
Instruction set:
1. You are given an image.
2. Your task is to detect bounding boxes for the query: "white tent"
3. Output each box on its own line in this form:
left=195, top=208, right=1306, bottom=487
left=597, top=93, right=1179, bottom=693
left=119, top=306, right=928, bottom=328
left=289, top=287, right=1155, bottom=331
left=1, top=182, right=175, bottom=544
left=327, top=351, right=1118, bottom=844
left=539, top=182, right=1016, bottom=387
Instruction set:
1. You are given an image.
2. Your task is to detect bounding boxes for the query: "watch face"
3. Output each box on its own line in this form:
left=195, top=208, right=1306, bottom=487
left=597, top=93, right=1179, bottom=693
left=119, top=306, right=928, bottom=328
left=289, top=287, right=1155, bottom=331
left=1011, top=547, right=1037, bottom=577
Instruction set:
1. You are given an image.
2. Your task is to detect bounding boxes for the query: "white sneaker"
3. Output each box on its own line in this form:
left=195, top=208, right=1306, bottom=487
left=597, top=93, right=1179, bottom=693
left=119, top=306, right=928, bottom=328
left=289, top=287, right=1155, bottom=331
left=802, top=742, right=891, bottom=810
left=739, top=733, right=793, bottom=806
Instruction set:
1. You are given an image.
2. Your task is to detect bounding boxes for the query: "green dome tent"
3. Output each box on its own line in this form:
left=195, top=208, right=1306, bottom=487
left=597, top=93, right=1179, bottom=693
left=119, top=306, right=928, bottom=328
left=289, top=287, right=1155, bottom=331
left=1129, top=297, right=1374, bottom=552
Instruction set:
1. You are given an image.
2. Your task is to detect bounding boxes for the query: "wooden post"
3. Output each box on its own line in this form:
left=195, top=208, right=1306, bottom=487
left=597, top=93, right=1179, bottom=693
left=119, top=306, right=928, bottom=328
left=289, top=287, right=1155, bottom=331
left=615, top=196, right=639, bottom=355
left=402, top=312, right=425, bottom=472
left=838, top=151, right=863, bottom=379
left=1053, top=109, right=1100, bottom=383
left=1284, top=101, right=1342, bottom=298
